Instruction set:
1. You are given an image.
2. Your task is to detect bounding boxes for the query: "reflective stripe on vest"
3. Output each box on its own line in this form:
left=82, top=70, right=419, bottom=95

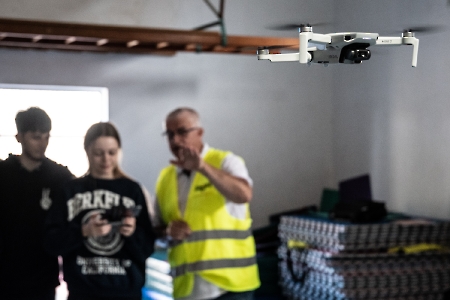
left=185, top=229, right=253, bottom=242
left=172, top=256, right=257, bottom=278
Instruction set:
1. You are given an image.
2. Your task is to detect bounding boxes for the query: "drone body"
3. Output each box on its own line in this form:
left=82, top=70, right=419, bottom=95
left=257, top=25, right=419, bottom=67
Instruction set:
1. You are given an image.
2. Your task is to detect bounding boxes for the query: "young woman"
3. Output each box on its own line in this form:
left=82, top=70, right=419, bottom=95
left=45, top=122, right=155, bottom=300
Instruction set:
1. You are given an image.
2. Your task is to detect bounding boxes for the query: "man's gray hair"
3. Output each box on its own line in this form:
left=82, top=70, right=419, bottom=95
left=166, top=107, right=202, bottom=127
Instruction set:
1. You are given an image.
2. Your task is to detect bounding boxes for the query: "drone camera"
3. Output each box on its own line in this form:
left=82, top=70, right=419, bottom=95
left=345, top=49, right=371, bottom=63
left=344, top=35, right=354, bottom=41
left=339, top=43, right=371, bottom=64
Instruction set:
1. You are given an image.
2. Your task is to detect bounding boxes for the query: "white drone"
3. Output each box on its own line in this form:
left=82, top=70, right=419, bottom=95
left=257, top=24, right=419, bottom=67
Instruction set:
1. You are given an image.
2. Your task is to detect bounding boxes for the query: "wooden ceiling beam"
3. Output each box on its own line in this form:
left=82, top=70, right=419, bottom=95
left=0, top=39, right=177, bottom=55
left=0, top=18, right=299, bottom=55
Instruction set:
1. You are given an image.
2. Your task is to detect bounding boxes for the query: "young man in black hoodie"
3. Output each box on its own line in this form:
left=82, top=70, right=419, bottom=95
left=0, top=107, right=73, bottom=300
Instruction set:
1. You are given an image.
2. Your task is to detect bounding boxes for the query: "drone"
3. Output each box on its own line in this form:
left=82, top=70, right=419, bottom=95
left=257, top=24, right=419, bottom=67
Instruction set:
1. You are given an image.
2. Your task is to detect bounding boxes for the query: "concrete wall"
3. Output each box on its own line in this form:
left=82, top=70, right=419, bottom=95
left=332, top=0, right=450, bottom=220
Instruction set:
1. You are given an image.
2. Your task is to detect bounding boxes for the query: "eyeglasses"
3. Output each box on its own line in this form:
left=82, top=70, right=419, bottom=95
left=162, top=127, right=200, bottom=140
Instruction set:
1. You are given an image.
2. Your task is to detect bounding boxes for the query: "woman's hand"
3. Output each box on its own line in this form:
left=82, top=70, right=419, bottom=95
left=82, top=213, right=112, bottom=238
left=120, top=217, right=136, bottom=237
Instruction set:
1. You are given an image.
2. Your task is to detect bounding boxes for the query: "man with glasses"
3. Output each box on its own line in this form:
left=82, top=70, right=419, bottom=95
left=153, top=107, right=260, bottom=300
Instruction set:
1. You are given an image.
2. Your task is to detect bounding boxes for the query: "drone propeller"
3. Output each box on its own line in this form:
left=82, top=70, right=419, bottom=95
left=381, top=25, right=445, bottom=37
left=402, top=25, right=445, bottom=34
left=266, top=22, right=329, bottom=31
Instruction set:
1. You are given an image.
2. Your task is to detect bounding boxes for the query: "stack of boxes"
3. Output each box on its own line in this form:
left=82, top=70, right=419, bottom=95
left=142, top=249, right=173, bottom=300
left=278, top=215, right=450, bottom=300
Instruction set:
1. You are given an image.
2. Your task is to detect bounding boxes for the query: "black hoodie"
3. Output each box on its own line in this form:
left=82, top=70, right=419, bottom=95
left=45, top=175, right=155, bottom=299
left=0, top=155, right=73, bottom=297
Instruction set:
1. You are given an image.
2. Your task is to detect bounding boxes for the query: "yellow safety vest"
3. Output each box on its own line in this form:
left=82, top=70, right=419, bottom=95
left=155, top=148, right=260, bottom=298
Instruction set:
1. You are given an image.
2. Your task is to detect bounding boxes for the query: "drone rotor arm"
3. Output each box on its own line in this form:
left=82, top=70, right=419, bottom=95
left=376, top=36, right=403, bottom=45
left=403, top=36, right=419, bottom=67
left=257, top=50, right=303, bottom=62
left=299, top=32, right=310, bottom=63
left=299, top=32, right=331, bottom=64
left=310, top=33, right=332, bottom=44
left=376, top=36, right=419, bottom=67
left=266, top=53, right=301, bottom=62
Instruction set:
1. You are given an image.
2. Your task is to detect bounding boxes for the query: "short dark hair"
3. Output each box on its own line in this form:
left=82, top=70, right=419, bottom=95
left=15, top=107, right=52, bottom=133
